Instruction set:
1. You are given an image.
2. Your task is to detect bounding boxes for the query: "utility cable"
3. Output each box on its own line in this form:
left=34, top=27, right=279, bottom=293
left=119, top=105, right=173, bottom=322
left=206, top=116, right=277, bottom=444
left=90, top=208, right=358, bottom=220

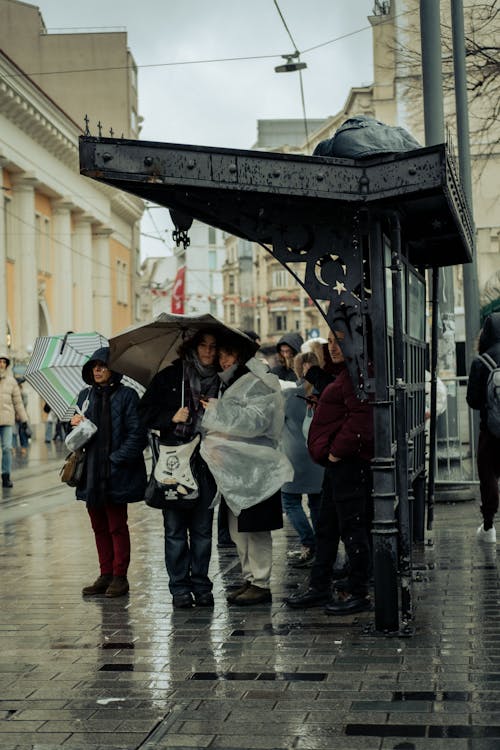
left=272, top=0, right=309, bottom=143
left=273, top=0, right=300, bottom=53
left=0, top=9, right=415, bottom=81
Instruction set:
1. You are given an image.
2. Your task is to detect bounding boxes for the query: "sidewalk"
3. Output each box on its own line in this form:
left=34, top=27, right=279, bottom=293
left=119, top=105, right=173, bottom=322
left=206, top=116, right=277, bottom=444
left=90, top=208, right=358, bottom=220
left=0, top=449, right=498, bottom=749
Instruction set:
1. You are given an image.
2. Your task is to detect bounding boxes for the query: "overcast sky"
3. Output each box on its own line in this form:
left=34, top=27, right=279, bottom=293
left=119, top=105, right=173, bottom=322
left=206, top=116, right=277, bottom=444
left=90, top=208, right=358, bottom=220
left=35, top=0, right=375, bottom=256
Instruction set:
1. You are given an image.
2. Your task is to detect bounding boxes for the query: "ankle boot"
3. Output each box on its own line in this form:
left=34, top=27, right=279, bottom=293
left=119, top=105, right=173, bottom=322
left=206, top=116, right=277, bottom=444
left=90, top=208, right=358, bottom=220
left=105, top=576, right=129, bottom=598
left=2, top=473, right=13, bottom=488
left=82, top=574, right=113, bottom=596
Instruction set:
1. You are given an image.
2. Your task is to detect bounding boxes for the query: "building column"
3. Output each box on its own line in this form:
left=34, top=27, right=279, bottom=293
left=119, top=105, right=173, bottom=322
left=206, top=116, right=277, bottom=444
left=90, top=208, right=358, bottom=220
left=52, top=199, right=74, bottom=333
left=73, top=214, right=94, bottom=332
left=10, top=173, right=38, bottom=356
left=0, top=158, right=8, bottom=352
left=92, top=227, right=113, bottom=338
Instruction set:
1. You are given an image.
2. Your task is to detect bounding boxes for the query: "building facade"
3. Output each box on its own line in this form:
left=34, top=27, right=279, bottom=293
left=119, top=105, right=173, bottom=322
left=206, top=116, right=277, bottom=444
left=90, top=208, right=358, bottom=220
left=0, top=1, right=144, bottom=421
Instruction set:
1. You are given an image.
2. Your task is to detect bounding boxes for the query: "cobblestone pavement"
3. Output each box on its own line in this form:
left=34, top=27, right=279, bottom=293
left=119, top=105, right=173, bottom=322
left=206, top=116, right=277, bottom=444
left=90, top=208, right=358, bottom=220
left=1, top=436, right=498, bottom=749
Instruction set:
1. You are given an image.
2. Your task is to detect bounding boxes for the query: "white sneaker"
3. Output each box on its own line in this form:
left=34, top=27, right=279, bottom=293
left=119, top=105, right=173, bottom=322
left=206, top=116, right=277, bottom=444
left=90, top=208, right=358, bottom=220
left=477, top=524, right=497, bottom=543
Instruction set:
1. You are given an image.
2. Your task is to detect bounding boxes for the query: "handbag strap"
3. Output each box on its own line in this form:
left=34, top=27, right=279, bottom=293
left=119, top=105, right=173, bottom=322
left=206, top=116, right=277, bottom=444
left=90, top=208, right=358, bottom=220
left=75, top=388, right=92, bottom=417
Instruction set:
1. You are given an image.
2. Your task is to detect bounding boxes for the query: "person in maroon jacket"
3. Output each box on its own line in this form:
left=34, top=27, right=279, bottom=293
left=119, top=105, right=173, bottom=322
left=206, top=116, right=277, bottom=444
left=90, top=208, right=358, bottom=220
left=307, top=329, right=374, bottom=615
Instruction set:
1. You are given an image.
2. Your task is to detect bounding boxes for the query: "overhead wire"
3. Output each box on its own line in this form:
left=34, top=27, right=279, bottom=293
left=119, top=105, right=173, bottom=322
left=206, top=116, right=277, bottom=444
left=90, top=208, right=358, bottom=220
left=272, top=0, right=309, bottom=142
left=0, top=9, right=415, bottom=81
left=144, top=203, right=172, bottom=249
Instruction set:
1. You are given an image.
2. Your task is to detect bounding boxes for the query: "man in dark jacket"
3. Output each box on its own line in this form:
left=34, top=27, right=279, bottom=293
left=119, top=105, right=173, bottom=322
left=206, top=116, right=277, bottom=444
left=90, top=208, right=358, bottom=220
left=71, top=347, right=147, bottom=598
left=270, top=332, right=304, bottom=382
left=286, top=330, right=374, bottom=615
left=467, top=312, right=500, bottom=543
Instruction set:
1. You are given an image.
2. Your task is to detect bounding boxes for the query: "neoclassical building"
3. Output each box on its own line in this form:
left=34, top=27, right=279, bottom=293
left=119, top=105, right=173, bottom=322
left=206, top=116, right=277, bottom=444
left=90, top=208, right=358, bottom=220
left=0, top=0, right=144, bottom=368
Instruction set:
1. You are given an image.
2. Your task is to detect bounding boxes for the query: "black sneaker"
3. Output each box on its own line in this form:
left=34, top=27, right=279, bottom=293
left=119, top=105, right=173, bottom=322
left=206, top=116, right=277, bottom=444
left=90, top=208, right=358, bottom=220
left=324, top=592, right=371, bottom=615
left=172, top=593, right=194, bottom=609
left=194, top=592, right=214, bottom=607
left=284, top=588, right=331, bottom=608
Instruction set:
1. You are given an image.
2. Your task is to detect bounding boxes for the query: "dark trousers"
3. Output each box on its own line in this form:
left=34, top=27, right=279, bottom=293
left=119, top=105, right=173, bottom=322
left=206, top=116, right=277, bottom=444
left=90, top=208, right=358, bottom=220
left=217, top=497, right=232, bottom=544
left=327, top=458, right=373, bottom=597
left=162, top=455, right=215, bottom=596
left=309, top=470, right=341, bottom=592
left=87, top=503, right=130, bottom=577
left=477, top=429, right=500, bottom=525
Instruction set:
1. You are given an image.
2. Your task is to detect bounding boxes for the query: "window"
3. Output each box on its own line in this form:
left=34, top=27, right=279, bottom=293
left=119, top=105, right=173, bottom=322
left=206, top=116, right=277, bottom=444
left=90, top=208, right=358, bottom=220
left=228, top=274, right=235, bottom=294
left=208, top=250, right=216, bottom=271
left=229, top=304, right=236, bottom=323
left=4, top=197, right=14, bottom=261
left=35, top=215, right=51, bottom=273
left=272, top=268, right=288, bottom=288
left=275, top=313, right=287, bottom=332
left=116, top=259, right=129, bottom=305
left=208, top=227, right=216, bottom=245
left=35, top=214, right=42, bottom=270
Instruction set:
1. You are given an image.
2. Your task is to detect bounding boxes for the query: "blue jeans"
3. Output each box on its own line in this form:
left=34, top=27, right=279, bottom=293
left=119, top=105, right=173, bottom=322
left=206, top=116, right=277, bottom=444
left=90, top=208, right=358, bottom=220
left=45, top=421, right=54, bottom=442
left=162, top=455, right=215, bottom=596
left=281, top=491, right=321, bottom=549
left=0, top=425, right=13, bottom=474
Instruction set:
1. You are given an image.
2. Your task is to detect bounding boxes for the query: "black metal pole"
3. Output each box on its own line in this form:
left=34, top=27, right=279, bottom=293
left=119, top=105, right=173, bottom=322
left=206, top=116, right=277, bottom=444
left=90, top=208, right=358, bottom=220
left=369, top=212, right=399, bottom=634
left=390, top=214, right=413, bottom=622
left=450, top=0, right=480, bottom=452
left=427, top=268, right=440, bottom=530
left=420, top=0, right=460, bottom=487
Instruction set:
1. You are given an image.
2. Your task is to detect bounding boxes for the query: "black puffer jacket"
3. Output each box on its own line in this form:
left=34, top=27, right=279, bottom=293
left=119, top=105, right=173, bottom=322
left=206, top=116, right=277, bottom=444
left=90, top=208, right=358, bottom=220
left=467, top=313, right=500, bottom=431
left=74, top=347, right=147, bottom=504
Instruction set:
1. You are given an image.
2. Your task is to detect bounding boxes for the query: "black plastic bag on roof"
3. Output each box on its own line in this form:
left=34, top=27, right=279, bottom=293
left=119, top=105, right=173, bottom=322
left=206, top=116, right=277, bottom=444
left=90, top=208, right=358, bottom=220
left=313, top=114, right=422, bottom=159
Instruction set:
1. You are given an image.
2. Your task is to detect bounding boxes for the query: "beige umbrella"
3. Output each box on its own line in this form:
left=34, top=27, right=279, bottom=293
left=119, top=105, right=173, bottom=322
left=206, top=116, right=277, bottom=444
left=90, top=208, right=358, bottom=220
left=108, top=312, right=257, bottom=387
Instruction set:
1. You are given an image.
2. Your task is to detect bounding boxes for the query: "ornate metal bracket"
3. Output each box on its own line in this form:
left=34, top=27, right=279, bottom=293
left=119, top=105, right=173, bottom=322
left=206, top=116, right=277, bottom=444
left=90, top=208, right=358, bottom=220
left=266, top=208, right=372, bottom=398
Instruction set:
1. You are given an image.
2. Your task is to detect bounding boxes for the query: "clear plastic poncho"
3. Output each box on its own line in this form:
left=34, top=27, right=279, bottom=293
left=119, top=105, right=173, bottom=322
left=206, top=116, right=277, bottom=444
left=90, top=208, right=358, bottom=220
left=200, top=357, right=294, bottom=516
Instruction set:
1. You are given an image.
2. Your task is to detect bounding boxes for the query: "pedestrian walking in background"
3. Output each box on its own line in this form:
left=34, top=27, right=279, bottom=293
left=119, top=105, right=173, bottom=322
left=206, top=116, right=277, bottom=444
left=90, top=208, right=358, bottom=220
left=281, top=351, right=324, bottom=568
left=71, top=347, right=147, bottom=598
left=270, top=332, right=304, bottom=383
left=0, top=354, right=28, bottom=488
left=466, top=312, right=500, bottom=543
left=201, top=337, right=292, bottom=606
left=15, top=379, right=30, bottom=456
left=138, top=329, right=220, bottom=609
left=44, top=402, right=56, bottom=442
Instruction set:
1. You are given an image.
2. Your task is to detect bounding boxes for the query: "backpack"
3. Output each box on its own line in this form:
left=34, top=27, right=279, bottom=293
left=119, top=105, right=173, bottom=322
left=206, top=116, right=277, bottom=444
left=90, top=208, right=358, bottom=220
left=478, top=353, right=500, bottom=438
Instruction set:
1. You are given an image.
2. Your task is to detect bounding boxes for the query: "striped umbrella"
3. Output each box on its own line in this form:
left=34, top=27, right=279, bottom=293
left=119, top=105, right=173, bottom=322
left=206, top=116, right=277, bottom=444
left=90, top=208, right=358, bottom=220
left=25, top=332, right=107, bottom=420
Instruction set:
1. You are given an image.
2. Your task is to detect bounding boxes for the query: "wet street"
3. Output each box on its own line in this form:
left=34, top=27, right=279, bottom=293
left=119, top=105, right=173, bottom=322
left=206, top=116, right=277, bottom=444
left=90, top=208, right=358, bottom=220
left=1, top=433, right=499, bottom=749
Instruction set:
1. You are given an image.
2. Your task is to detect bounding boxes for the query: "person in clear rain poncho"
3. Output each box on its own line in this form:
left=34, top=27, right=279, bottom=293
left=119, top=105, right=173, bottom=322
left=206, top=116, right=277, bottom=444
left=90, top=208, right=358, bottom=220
left=201, top=336, right=293, bottom=606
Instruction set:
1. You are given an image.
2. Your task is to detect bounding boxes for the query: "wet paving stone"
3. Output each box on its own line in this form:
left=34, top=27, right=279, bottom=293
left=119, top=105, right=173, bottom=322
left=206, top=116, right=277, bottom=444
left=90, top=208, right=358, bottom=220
left=0, top=460, right=497, bottom=749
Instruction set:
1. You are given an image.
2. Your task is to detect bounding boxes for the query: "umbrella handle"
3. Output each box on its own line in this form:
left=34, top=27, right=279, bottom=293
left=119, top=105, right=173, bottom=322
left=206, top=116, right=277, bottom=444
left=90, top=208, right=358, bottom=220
left=181, top=362, right=185, bottom=407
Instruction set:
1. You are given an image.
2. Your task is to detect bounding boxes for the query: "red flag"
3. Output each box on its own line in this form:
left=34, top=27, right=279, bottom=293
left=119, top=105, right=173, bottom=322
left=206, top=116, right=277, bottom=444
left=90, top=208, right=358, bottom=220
left=171, top=266, right=186, bottom=313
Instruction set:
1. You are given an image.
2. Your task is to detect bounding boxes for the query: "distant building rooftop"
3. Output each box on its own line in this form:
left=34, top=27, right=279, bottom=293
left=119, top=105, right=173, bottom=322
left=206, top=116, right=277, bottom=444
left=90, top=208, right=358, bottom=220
left=253, top=118, right=328, bottom=149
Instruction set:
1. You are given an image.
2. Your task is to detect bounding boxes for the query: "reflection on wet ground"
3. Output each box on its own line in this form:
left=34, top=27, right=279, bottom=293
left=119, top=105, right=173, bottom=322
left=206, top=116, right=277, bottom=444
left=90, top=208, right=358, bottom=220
left=0, top=446, right=498, bottom=749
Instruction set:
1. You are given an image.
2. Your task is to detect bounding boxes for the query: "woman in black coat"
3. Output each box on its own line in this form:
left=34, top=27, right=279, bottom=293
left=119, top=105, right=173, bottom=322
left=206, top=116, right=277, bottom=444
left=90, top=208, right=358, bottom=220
left=71, top=347, right=147, bottom=598
left=467, top=312, right=500, bottom=543
left=138, top=330, right=220, bottom=609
